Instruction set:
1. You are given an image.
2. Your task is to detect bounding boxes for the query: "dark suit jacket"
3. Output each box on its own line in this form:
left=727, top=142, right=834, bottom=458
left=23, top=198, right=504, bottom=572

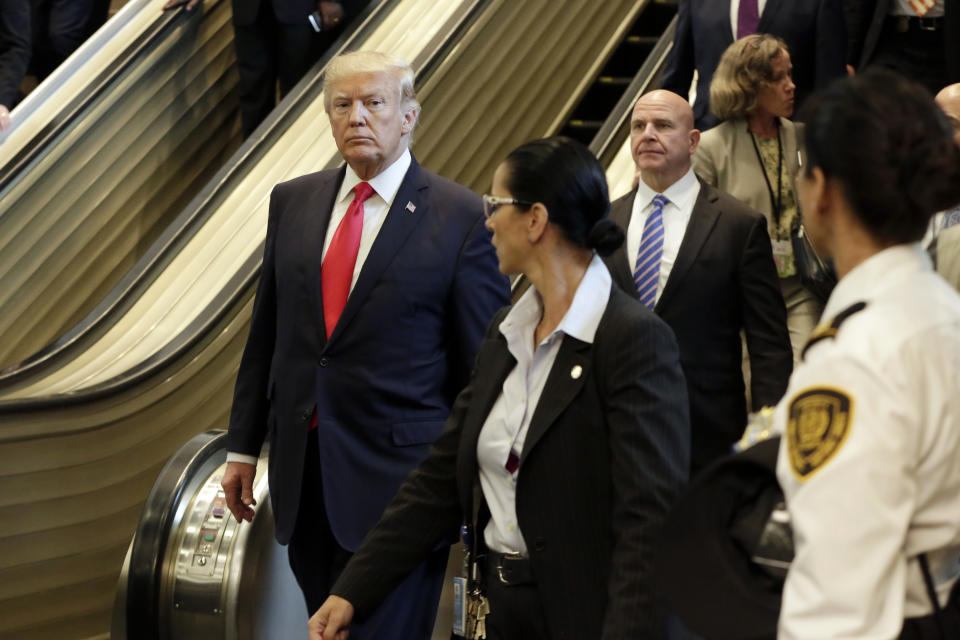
left=226, top=156, right=509, bottom=549
left=331, top=284, right=690, bottom=639
left=661, top=0, right=847, bottom=130
left=0, top=0, right=30, bottom=109
left=844, top=0, right=960, bottom=83
left=605, top=180, right=792, bottom=474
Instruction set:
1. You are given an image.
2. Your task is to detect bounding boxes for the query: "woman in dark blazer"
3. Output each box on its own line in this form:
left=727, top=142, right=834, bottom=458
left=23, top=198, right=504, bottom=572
left=308, top=137, right=691, bottom=640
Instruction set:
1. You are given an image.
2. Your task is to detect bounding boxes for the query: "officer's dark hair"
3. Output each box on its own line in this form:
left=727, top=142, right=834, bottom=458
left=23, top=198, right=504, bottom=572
left=799, top=69, right=960, bottom=244
left=502, top=136, right=624, bottom=256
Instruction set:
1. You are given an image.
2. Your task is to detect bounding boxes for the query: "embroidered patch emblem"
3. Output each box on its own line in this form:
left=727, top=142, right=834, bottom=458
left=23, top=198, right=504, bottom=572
left=786, top=388, right=853, bottom=480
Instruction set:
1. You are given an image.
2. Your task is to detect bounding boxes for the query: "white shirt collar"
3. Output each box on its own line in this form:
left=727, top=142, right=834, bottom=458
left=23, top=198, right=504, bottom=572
left=822, top=244, right=933, bottom=320
left=500, top=254, right=612, bottom=346
left=338, top=148, right=412, bottom=206
left=636, top=166, right=699, bottom=212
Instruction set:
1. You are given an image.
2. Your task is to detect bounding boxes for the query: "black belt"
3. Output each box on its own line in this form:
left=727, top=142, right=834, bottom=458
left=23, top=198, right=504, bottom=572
left=887, top=14, right=944, bottom=32
left=487, top=551, right=536, bottom=586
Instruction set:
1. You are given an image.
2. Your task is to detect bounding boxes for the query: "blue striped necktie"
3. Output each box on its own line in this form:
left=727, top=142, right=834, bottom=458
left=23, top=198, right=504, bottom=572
left=634, top=194, right=668, bottom=309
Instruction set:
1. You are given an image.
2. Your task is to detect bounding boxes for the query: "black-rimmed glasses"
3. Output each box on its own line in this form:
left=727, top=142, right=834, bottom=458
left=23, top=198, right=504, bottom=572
left=482, top=195, right=533, bottom=219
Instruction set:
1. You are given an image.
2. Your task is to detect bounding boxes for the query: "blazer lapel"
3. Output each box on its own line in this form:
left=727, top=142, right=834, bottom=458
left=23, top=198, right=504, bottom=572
left=325, top=157, right=430, bottom=343
left=655, top=180, right=720, bottom=312
left=608, top=190, right=638, bottom=293
left=519, top=336, right=591, bottom=465
left=302, top=168, right=344, bottom=347
left=456, top=331, right=516, bottom=515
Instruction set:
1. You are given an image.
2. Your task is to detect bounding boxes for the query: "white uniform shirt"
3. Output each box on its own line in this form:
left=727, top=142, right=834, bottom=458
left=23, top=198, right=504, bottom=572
left=774, top=244, right=960, bottom=639
left=476, top=255, right=611, bottom=554
left=627, top=168, right=699, bottom=306
left=227, top=150, right=412, bottom=466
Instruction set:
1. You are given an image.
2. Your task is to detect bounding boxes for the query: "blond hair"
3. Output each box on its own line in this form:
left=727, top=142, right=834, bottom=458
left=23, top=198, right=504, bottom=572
left=322, top=51, right=420, bottom=127
left=710, top=35, right=788, bottom=121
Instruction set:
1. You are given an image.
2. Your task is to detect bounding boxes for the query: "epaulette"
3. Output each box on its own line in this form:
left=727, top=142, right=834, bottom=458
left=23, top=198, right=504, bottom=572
left=800, top=301, right=868, bottom=361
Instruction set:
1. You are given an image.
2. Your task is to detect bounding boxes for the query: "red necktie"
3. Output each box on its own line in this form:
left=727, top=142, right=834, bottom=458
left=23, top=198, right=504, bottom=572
left=321, top=181, right=374, bottom=339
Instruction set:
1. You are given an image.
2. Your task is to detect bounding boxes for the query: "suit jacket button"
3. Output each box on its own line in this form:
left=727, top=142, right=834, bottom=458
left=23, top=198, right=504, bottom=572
left=319, top=357, right=329, bottom=367
left=534, top=537, right=546, bottom=551
left=300, top=410, right=311, bottom=421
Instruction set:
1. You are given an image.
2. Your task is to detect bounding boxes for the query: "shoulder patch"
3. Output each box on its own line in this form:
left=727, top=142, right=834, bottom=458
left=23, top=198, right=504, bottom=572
left=786, top=387, right=853, bottom=481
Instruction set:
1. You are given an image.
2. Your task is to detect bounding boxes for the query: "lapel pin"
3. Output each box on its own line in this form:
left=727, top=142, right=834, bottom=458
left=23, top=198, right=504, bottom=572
left=405, top=201, right=416, bottom=213
left=570, top=365, right=582, bottom=379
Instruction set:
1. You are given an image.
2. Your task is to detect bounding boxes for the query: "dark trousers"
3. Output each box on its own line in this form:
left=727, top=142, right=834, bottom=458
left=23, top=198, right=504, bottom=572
left=232, top=3, right=334, bottom=136
left=869, top=17, right=948, bottom=95
left=287, top=428, right=448, bottom=640
left=30, top=0, right=98, bottom=79
left=480, top=562, right=551, bottom=640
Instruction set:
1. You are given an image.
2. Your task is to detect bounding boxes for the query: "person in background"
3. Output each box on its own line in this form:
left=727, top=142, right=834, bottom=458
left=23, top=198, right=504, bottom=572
left=932, top=82, right=960, bottom=290
left=844, top=0, right=959, bottom=95
left=776, top=68, right=960, bottom=639
left=661, top=0, right=846, bottom=130
left=694, top=35, right=822, bottom=364
left=163, top=0, right=365, bottom=136
left=605, top=89, right=792, bottom=478
left=0, top=0, right=30, bottom=133
left=310, top=136, right=691, bottom=640
left=30, top=0, right=109, bottom=80
left=220, top=51, right=509, bottom=638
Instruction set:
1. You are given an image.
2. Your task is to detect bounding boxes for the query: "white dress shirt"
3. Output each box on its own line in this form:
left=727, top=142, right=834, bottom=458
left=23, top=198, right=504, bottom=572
left=227, top=149, right=412, bottom=466
left=476, top=255, right=612, bottom=554
left=322, top=148, right=412, bottom=291
left=774, top=245, right=960, bottom=638
left=729, top=0, right=768, bottom=37
left=626, top=167, right=700, bottom=305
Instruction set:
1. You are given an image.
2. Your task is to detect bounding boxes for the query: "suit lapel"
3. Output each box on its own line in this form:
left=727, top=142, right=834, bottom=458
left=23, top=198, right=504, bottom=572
left=655, top=181, right=720, bottom=312
left=519, top=336, right=591, bottom=465
left=301, top=168, right=344, bottom=347
left=756, top=0, right=784, bottom=33
left=457, top=331, right=516, bottom=514
left=325, top=158, right=430, bottom=344
left=608, top=190, right=638, bottom=294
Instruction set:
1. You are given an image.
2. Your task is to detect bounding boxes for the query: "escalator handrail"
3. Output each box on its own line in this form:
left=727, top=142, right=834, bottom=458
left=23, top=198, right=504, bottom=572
left=589, top=16, right=677, bottom=166
left=0, top=0, right=212, bottom=194
left=0, top=0, right=492, bottom=408
left=124, top=429, right=227, bottom=640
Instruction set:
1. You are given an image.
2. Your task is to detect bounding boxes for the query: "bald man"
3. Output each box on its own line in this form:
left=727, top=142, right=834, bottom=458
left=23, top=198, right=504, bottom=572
left=933, top=83, right=960, bottom=290
left=603, top=90, right=792, bottom=476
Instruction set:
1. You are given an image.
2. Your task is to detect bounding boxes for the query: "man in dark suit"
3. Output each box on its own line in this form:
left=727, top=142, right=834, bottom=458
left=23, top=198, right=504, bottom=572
left=844, top=0, right=959, bottom=94
left=661, top=0, right=847, bottom=130
left=221, top=50, right=509, bottom=638
left=605, top=89, right=792, bottom=476
left=164, top=0, right=365, bottom=136
left=0, top=0, right=30, bottom=132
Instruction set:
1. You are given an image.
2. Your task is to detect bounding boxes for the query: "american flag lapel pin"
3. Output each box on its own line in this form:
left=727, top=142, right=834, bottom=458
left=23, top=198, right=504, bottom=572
left=405, top=201, right=416, bottom=213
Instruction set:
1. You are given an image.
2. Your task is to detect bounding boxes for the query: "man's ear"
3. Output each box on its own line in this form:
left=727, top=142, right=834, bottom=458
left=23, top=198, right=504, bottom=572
left=688, top=129, right=701, bottom=155
left=400, top=107, right=417, bottom=135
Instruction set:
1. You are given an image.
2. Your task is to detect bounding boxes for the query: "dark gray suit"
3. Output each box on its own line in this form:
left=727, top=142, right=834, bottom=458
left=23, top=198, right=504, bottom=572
left=0, top=0, right=30, bottom=109
left=605, top=181, right=792, bottom=476
left=330, top=284, right=691, bottom=639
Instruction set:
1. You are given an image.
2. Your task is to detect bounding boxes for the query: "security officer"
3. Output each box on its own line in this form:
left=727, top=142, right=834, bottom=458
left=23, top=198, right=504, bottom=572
left=774, top=69, right=960, bottom=638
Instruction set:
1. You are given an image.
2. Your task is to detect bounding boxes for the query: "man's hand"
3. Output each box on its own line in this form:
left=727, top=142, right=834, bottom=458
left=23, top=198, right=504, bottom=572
left=318, top=1, right=344, bottom=30
left=162, top=0, right=201, bottom=12
left=0, top=105, right=11, bottom=133
left=221, top=461, right=257, bottom=522
left=309, top=596, right=354, bottom=640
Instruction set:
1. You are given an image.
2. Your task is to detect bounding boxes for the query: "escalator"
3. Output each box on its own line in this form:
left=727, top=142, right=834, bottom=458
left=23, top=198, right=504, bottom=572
left=0, top=1, right=672, bottom=637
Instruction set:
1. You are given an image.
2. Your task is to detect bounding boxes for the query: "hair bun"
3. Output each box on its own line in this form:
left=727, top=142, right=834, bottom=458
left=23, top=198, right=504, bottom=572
left=587, top=218, right=625, bottom=256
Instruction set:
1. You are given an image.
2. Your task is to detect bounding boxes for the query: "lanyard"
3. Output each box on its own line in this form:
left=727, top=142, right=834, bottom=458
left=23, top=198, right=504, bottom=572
left=749, top=127, right=783, bottom=225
